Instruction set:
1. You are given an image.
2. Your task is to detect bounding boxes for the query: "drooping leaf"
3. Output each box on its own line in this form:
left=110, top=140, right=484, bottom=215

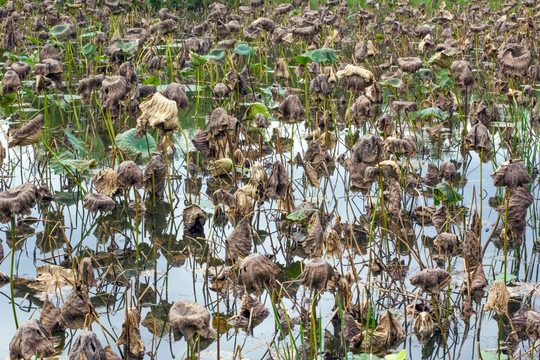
left=82, top=43, right=97, bottom=57
left=244, top=102, right=270, bottom=120
left=413, top=107, right=449, bottom=121
left=379, top=77, right=403, bottom=89
left=385, top=350, right=407, bottom=360
left=189, top=50, right=207, bottom=67
left=433, top=182, right=463, bottom=205
left=115, top=128, right=157, bottom=160
left=49, top=24, right=71, bottom=37
left=296, top=48, right=338, bottom=64
left=286, top=209, right=318, bottom=222
left=50, top=151, right=97, bottom=174
left=64, top=129, right=85, bottom=156
left=203, top=49, right=226, bottom=62
left=233, top=44, right=255, bottom=56
left=115, top=39, right=139, bottom=53
left=436, top=69, right=454, bottom=89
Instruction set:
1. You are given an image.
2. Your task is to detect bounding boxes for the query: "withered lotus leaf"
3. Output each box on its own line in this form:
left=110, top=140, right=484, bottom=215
left=9, top=319, right=55, bottom=360
left=116, top=308, right=145, bottom=356
left=0, top=182, right=39, bottom=223
left=136, top=92, right=179, bottom=137
left=10, top=61, right=31, bottom=80
left=491, top=160, right=530, bottom=188
left=497, top=185, right=533, bottom=242
left=60, top=289, right=94, bottom=329
left=182, top=204, right=206, bottom=234
left=78, top=75, right=105, bottom=99
left=385, top=135, right=417, bottom=157
left=301, top=258, right=336, bottom=292
left=119, top=61, right=137, bottom=86
left=361, top=311, right=406, bottom=351
left=465, top=123, right=492, bottom=151
left=470, top=264, right=487, bottom=291
left=300, top=212, right=324, bottom=257
left=78, top=257, right=96, bottom=287
left=397, top=57, right=422, bottom=73
left=484, top=280, right=509, bottom=314
left=40, top=298, right=65, bottom=335
left=498, top=43, right=531, bottom=77
left=68, top=331, right=106, bottom=360
left=237, top=253, right=281, bottom=296
left=347, top=95, right=373, bottom=124
left=40, top=43, right=60, bottom=62
left=93, top=169, right=120, bottom=197
left=364, top=160, right=400, bottom=183
left=169, top=300, right=216, bottom=341
left=162, top=82, right=189, bottom=110
left=512, top=305, right=540, bottom=339
left=279, top=94, right=306, bottom=123
left=150, top=19, right=177, bottom=36
left=238, top=162, right=268, bottom=202
left=100, top=76, right=130, bottom=109
left=8, top=114, right=44, bottom=147
left=274, top=58, right=290, bottom=80
left=212, top=189, right=237, bottom=208
left=213, top=83, right=230, bottom=99
left=390, top=100, right=418, bottom=113
left=352, top=134, right=383, bottom=164
left=336, top=64, right=374, bottom=93
left=265, top=161, right=289, bottom=200
left=410, top=268, right=451, bottom=294
left=413, top=312, right=435, bottom=339
left=450, top=60, right=473, bottom=88
left=239, top=292, right=269, bottom=321
left=310, top=74, right=333, bottom=99
left=144, top=153, right=166, bottom=199
left=432, top=206, right=447, bottom=233
left=342, top=312, right=363, bottom=345
left=439, top=161, right=458, bottom=184
left=117, top=161, right=143, bottom=188
left=253, top=113, right=270, bottom=128
left=304, top=141, right=334, bottom=170
left=433, top=232, right=460, bottom=256
left=83, top=193, right=115, bottom=213
left=2, top=70, right=21, bottom=95
left=207, top=108, right=238, bottom=138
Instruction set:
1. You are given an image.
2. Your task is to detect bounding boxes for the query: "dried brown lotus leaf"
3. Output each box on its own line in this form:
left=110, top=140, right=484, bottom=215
left=208, top=107, right=238, bottom=138
left=305, top=162, right=320, bottom=188
left=265, top=161, right=289, bottom=200
left=136, top=92, right=179, bottom=138
left=60, top=289, right=94, bottom=329
left=78, top=75, right=105, bottom=99
left=212, top=189, right=236, bottom=208
left=279, top=94, right=306, bottom=123
left=385, top=135, right=417, bottom=157
left=169, top=300, right=216, bottom=341
left=78, top=257, right=96, bottom=287
left=439, top=161, right=457, bottom=183
left=68, top=331, right=106, bottom=360
left=362, top=311, right=406, bottom=351
left=310, top=74, right=333, bottom=100
left=150, top=19, right=177, bottom=36
left=225, top=216, right=252, bottom=263
left=352, top=134, right=383, bottom=165
left=498, top=43, right=531, bottom=77
left=390, top=101, right=418, bottom=113
left=491, top=159, right=530, bottom=188
left=397, top=57, right=422, bottom=73
left=497, top=185, right=533, bottom=242
left=162, top=82, right=189, bottom=110
left=274, top=58, right=290, bottom=80
left=83, top=193, right=115, bottom=213
left=183, top=204, right=206, bottom=234
left=9, top=319, right=55, bottom=360
left=100, top=76, right=130, bottom=109
left=410, top=268, right=451, bottom=294
left=191, top=129, right=212, bottom=157
left=117, top=161, right=143, bottom=188
left=433, top=232, right=459, bottom=256
left=465, top=123, right=492, bottom=151
left=238, top=162, right=268, bottom=202
left=432, top=206, right=447, bottom=233
left=2, top=69, right=21, bottom=95
left=0, top=182, right=39, bottom=223
left=119, top=62, right=137, bottom=86
left=336, top=64, right=374, bottom=93
left=253, top=113, right=270, bottom=128
left=239, top=293, right=269, bottom=321
left=346, top=95, right=372, bottom=125
left=413, top=311, right=435, bottom=339
left=237, top=253, right=281, bottom=296
left=450, top=60, right=473, bottom=88
left=33, top=264, right=76, bottom=291
left=104, top=345, right=122, bottom=360
left=144, top=153, right=166, bottom=199
left=213, top=83, right=230, bottom=99
left=484, top=280, right=509, bottom=314
left=8, top=114, right=44, bottom=147
left=342, top=312, right=363, bottom=345
left=470, top=264, right=487, bottom=291
left=93, top=169, right=120, bottom=197
left=116, top=308, right=145, bottom=356
left=300, top=212, right=323, bottom=257
left=364, top=160, right=400, bottom=183
left=301, top=258, right=336, bottom=292
left=512, top=305, right=540, bottom=339
left=40, top=298, right=65, bottom=334
left=40, top=43, right=60, bottom=62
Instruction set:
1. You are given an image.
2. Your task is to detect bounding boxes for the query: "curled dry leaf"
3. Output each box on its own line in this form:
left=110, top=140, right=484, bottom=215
left=352, top=134, right=383, bottom=165
left=512, top=305, right=540, bottom=340
left=336, top=64, right=374, bottom=93
left=498, top=43, right=531, bottom=77
left=40, top=298, right=64, bottom=335
left=279, top=94, right=306, bottom=123
left=397, top=57, right=422, bottom=73
left=239, top=292, right=269, bottom=322
left=183, top=204, right=206, bottom=234
left=450, top=60, right=473, bottom=88
left=8, top=114, right=44, bottom=147
left=136, top=92, right=179, bottom=137
left=301, top=258, right=336, bottom=292
left=470, top=264, right=487, bottom=291
left=9, top=319, right=55, bottom=360
left=347, top=95, right=373, bottom=125
left=162, top=82, right=189, bottom=110
left=497, top=185, right=533, bottom=242
left=238, top=162, right=268, bottom=202
left=274, top=58, right=290, bottom=80
left=93, top=169, right=120, bottom=197
left=305, top=162, right=320, bottom=188
left=361, top=311, right=406, bottom=352
left=100, top=76, right=130, bottom=110
left=116, top=308, right=145, bottom=356
left=144, top=153, right=166, bottom=199
left=225, top=216, right=252, bottom=262
left=83, top=193, right=115, bottom=213
left=491, top=159, right=530, bottom=188
left=169, top=300, right=217, bottom=341
left=385, top=135, right=417, bottom=157
left=265, top=161, right=289, bottom=200
left=78, top=75, right=105, bottom=99
left=300, top=212, right=324, bottom=257
left=117, top=161, right=143, bottom=188
left=410, top=268, right=452, bottom=294
left=433, top=232, right=460, bottom=256
left=432, top=206, right=448, bottom=233
left=0, top=182, right=39, bottom=223
left=68, top=331, right=106, bottom=360
left=213, top=83, right=230, bottom=99
left=208, top=107, right=238, bottom=139
left=60, top=288, right=94, bottom=329
left=2, top=70, right=21, bottom=95
left=237, top=253, right=281, bottom=296
left=484, top=280, right=509, bottom=314
left=465, top=123, right=492, bottom=152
